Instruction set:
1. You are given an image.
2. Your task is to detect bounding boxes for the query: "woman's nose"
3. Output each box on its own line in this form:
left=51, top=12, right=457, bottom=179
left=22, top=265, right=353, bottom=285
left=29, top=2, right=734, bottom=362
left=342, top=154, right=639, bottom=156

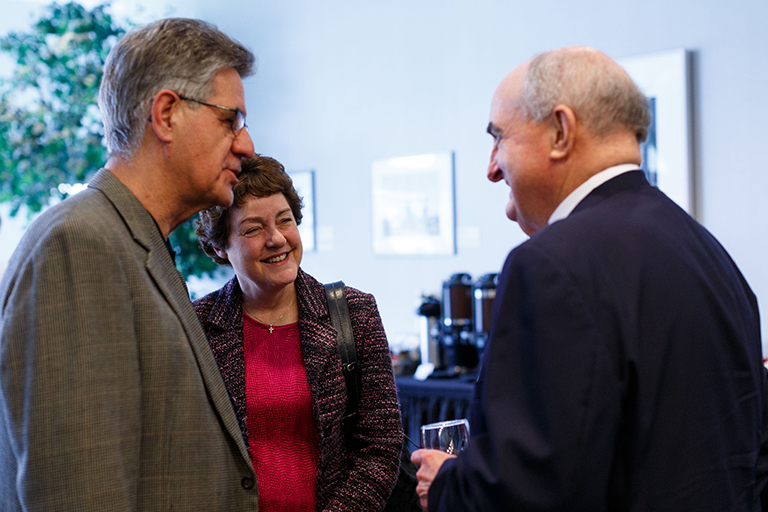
left=265, top=226, right=286, bottom=246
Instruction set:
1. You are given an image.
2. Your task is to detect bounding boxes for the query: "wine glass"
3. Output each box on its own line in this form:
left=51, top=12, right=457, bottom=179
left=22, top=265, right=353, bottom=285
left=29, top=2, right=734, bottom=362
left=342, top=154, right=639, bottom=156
left=420, top=418, right=470, bottom=454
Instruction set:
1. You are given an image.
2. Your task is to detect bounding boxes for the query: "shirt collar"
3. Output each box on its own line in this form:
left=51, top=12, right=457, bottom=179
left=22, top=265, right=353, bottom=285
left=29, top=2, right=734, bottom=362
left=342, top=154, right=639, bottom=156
left=548, top=164, right=641, bottom=225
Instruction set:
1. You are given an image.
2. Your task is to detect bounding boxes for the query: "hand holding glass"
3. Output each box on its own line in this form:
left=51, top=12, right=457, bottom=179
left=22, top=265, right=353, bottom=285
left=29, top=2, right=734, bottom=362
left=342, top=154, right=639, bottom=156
left=420, top=419, right=470, bottom=454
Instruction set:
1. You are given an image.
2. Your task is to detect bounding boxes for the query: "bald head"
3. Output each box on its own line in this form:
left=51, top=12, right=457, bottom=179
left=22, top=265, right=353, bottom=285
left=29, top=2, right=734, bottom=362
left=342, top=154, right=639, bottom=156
left=486, top=46, right=649, bottom=235
left=513, top=46, right=650, bottom=143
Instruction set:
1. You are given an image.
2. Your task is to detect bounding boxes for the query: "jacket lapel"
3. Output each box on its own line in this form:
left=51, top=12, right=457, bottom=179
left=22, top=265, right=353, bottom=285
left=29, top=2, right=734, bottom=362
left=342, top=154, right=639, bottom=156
left=294, top=270, right=344, bottom=453
left=202, top=277, right=248, bottom=444
left=88, top=169, right=252, bottom=467
left=295, top=270, right=340, bottom=382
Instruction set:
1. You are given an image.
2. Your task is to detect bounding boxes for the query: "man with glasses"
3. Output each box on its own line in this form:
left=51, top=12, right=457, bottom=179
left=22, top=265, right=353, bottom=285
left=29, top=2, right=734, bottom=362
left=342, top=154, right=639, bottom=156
left=0, top=18, right=258, bottom=510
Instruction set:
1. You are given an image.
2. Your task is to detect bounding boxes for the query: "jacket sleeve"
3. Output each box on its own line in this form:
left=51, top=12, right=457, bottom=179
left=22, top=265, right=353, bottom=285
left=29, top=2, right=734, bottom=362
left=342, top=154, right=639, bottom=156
left=756, top=367, right=768, bottom=509
left=428, top=244, right=623, bottom=511
left=0, top=220, right=142, bottom=511
left=322, top=291, right=403, bottom=512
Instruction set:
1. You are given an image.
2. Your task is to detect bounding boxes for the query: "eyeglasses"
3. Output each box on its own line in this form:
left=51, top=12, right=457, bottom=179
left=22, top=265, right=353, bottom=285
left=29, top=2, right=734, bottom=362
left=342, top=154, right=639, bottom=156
left=177, top=94, right=247, bottom=135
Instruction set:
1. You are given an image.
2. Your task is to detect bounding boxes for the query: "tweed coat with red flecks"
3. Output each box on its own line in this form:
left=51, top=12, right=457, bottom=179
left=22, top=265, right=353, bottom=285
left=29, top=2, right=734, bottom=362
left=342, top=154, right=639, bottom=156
left=193, top=268, right=402, bottom=512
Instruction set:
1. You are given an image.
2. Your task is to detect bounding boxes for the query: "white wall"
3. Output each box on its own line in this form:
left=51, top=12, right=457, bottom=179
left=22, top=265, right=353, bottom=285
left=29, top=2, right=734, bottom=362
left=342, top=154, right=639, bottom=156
left=3, top=0, right=768, bottom=351
left=201, top=0, right=768, bottom=350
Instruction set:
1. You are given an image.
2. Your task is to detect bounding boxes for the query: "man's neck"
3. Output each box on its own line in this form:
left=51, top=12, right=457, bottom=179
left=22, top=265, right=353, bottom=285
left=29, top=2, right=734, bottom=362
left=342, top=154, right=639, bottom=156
left=105, top=153, right=185, bottom=239
left=549, top=164, right=641, bottom=225
left=534, top=130, right=642, bottom=233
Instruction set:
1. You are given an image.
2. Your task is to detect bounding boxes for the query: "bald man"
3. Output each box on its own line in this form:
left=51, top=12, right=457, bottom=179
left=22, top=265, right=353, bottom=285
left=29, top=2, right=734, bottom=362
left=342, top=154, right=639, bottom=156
left=412, top=47, right=767, bottom=511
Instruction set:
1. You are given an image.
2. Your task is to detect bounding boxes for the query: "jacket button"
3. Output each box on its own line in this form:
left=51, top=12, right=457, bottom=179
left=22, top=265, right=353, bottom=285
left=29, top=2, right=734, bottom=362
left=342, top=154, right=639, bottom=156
left=241, top=477, right=255, bottom=490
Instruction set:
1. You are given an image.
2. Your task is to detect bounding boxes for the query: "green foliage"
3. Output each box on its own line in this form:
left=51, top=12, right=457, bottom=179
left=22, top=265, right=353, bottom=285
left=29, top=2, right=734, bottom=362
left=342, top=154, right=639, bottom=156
left=170, top=217, right=222, bottom=280
left=0, top=2, right=219, bottom=280
left=0, top=2, right=122, bottom=214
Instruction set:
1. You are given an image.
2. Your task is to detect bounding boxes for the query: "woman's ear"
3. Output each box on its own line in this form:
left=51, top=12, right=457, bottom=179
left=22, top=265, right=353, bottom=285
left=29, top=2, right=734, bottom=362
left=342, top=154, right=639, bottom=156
left=214, top=247, right=228, bottom=260
left=549, top=104, right=576, bottom=161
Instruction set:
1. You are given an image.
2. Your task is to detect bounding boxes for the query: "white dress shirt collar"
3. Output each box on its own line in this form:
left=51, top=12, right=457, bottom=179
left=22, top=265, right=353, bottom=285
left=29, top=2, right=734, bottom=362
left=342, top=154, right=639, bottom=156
left=548, top=164, right=641, bottom=225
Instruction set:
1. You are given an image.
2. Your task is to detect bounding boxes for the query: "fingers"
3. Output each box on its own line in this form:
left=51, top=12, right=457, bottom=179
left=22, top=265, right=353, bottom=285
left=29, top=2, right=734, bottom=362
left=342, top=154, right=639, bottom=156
left=411, top=448, right=426, bottom=466
left=413, top=449, right=453, bottom=511
left=416, top=480, right=430, bottom=511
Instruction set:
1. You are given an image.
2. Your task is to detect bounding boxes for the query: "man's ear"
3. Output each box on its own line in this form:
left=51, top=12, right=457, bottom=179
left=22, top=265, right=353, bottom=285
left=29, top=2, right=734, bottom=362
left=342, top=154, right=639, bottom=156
left=550, top=104, right=576, bottom=160
left=148, top=90, right=181, bottom=143
left=213, top=247, right=228, bottom=261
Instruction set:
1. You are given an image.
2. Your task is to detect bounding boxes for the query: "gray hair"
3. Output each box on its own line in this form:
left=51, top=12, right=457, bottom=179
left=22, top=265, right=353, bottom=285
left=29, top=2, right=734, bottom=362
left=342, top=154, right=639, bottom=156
left=98, top=18, right=255, bottom=158
left=518, top=48, right=650, bottom=142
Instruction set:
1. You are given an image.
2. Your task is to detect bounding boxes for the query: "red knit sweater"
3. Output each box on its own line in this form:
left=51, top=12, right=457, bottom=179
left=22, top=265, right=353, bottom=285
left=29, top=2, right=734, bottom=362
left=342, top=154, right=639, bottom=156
left=243, top=314, right=318, bottom=511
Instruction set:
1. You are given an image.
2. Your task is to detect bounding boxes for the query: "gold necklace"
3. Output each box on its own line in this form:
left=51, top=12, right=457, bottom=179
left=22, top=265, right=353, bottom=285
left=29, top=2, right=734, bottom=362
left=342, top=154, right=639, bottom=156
left=243, top=295, right=296, bottom=334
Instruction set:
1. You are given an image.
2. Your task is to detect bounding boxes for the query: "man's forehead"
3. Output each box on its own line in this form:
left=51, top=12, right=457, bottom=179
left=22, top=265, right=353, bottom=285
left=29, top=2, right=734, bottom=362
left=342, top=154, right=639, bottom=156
left=208, top=68, right=247, bottom=108
left=499, top=63, right=527, bottom=99
left=489, top=62, right=528, bottom=121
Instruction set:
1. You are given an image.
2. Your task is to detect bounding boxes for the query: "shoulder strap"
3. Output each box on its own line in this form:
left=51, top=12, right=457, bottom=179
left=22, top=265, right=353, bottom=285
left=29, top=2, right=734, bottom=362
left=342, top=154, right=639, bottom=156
left=324, top=281, right=362, bottom=431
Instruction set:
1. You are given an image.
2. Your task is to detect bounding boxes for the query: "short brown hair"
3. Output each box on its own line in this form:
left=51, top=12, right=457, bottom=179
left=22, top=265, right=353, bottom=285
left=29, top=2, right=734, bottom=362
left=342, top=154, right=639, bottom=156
left=196, top=154, right=303, bottom=266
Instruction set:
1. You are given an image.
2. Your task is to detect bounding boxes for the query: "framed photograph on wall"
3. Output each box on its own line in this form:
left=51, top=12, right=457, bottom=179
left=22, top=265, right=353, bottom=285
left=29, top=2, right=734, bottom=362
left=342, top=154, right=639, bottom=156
left=288, top=170, right=316, bottom=251
left=618, top=48, right=694, bottom=216
left=371, top=152, right=456, bottom=255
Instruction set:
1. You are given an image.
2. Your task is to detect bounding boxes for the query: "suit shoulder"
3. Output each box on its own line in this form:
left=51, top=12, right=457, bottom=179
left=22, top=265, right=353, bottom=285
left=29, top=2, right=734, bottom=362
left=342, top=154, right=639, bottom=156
left=297, top=270, right=377, bottom=317
left=344, top=285, right=377, bottom=310
left=17, top=190, right=123, bottom=249
left=192, top=290, right=216, bottom=315
left=11, top=192, right=125, bottom=263
left=192, top=280, right=235, bottom=318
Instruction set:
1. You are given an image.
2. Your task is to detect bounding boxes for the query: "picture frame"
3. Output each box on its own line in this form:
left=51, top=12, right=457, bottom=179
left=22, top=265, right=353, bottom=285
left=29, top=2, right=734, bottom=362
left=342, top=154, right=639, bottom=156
left=618, top=48, right=694, bottom=216
left=371, top=152, right=456, bottom=255
left=287, top=170, right=316, bottom=251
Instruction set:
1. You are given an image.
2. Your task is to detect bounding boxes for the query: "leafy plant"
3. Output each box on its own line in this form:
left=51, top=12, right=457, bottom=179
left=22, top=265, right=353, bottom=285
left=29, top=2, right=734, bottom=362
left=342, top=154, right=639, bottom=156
left=0, top=2, right=121, bottom=214
left=0, top=1, right=218, bottom=280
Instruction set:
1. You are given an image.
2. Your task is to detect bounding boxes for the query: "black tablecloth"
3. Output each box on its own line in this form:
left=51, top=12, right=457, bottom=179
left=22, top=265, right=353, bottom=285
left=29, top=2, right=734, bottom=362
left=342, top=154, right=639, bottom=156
left=396, top=375, right=476, bottom=443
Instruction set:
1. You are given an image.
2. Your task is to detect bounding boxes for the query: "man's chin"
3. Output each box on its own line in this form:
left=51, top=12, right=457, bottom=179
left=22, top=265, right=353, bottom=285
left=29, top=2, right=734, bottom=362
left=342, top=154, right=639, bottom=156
left=505, top=202, right=517, bottom=222
left=506, top=203, right=538, bottom=236
left=211, top=188, right=235, bottom=209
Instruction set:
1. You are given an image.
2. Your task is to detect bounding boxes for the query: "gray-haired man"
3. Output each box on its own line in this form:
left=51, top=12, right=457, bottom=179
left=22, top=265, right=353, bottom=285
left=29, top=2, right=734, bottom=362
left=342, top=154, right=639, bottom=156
left=1, top=18, right=258, bottom=510
left=413, top=46, right=767, bottom=511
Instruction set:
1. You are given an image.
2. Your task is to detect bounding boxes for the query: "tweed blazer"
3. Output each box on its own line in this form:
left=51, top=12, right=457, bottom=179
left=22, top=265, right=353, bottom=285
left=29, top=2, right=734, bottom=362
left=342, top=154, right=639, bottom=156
left=193, top=269, right=402, bottom=512
left=0, top=169, right=256, bottom=511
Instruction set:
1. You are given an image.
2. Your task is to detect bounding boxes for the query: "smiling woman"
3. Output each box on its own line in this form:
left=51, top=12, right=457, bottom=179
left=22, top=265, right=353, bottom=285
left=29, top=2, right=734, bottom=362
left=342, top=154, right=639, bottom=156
left=193, top=154, right=404, bottom=512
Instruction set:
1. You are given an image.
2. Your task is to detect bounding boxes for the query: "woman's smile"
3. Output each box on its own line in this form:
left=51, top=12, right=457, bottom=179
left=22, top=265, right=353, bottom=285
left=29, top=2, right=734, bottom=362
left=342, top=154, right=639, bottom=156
left=262, top=252, right=289, bottom=264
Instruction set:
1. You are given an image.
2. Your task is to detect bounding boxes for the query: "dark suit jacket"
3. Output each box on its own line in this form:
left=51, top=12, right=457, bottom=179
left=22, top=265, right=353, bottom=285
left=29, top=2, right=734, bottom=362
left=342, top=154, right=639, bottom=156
left=193, top=269, right=402, bottom=512
left=0, top=169, right=256, bottom=511
left=430, top=171, right=765, bottom=511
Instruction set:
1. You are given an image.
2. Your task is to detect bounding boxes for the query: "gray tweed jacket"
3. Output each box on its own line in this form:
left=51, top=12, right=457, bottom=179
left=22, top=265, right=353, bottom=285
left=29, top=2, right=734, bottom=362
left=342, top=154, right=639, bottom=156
left=0, top=169, right=256, bottom=511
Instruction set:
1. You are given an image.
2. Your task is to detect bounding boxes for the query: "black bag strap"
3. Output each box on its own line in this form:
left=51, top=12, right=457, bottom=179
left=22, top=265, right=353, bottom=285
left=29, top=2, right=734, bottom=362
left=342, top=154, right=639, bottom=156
left=324, top=281, right=362, bottom=431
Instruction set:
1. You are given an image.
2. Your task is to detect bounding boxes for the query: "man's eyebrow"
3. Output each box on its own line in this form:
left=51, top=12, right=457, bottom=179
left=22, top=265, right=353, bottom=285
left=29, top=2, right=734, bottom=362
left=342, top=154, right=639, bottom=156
left=486, top=122, right=500, bottom=136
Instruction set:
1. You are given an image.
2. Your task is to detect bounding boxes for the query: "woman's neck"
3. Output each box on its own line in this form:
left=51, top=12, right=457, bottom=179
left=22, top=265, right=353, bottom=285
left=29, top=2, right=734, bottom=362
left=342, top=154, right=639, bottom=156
left=241, top=282, right=298, bottom=326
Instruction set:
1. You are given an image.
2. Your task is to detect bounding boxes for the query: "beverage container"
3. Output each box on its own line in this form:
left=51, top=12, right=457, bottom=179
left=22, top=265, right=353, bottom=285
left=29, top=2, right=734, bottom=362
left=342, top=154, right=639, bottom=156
left=420, top=418, right=470, bottom=455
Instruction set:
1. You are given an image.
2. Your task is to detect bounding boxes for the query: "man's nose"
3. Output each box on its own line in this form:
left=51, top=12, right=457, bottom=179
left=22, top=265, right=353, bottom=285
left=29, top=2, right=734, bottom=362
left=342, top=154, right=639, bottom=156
left=233, top=128, right=255, bottom=158
left=487, top=149, right=502, bottom=183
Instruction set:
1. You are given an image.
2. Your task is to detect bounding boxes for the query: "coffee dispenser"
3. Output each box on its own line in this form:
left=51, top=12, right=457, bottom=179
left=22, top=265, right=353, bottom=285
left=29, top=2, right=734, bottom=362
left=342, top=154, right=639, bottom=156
left=472, top=273, right=499, bottom=361
left=441, top=273, right=478, bottom=372
left=416, top=295, right=442, bottom=371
